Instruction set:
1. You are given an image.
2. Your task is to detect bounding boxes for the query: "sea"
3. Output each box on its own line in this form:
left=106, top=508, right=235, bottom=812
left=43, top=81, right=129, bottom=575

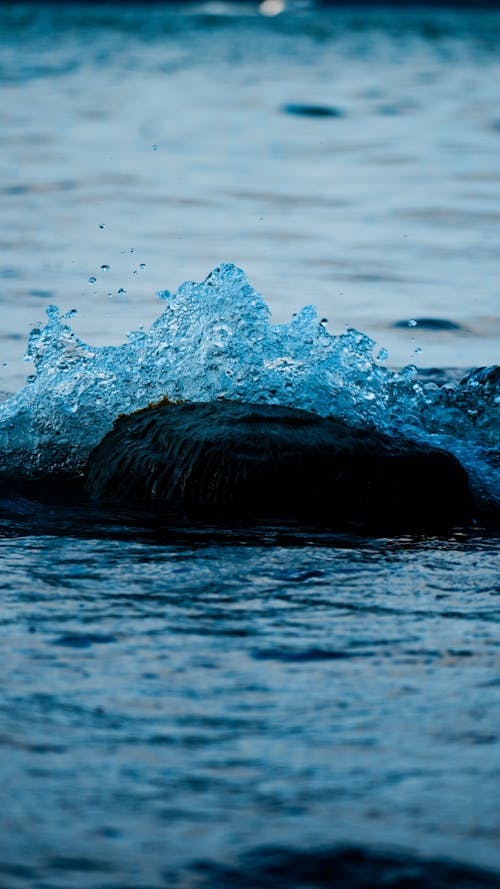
left=0, top=3, right=499, bottom=888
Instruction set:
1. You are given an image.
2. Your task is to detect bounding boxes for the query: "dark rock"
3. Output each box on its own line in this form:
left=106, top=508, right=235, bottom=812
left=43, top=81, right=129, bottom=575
left=85, top=401, right=471, bottom=530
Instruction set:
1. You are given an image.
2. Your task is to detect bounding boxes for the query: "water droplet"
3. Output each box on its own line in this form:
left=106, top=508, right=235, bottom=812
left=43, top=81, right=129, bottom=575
left=377, top=347, right=389, bottom=361
left=130, top=248, right=135, bottom=253
left=140, top=263, right=146, bottom=270
left=408, top=319, right=417, bottom=327
left=118, top=288, right=126, bottom=295
left=2, top=362, right=7, bottom=367
left=99, top=224, right=105, bottom=229
left=414, top=346, right=422, bottom=354
left=88, top=276, right=96, bottom=285
left=152, top=144, right=158, bottom=151
left=133, top=270, right=138, bottom=275
left=100, top=264, right=110, bottom=272
left=320, top=317, right=328, bottom=324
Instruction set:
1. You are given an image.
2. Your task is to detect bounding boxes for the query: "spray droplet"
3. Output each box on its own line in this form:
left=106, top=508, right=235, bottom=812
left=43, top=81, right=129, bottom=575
left=130, top=248, right=135, bottom=254
left=320, top=317, right=328, bottom=324
left=99, top=224, right=105, bottom=229
left=152, top=144, right=158, bottom=151
left=88, top=276, right=96, bottom=285
left=408, top=319, right=417, bottom=327
left=377, top=347, right=389, bottom=361
left=118, top=288, right=126, bottom=295
left=140, top=263, right=146, bottom=270
left=133, top=270, right=138, bottom=276
left=100, top=264, right=110, bottom=272
left=414, top=346, right=422, bottom=354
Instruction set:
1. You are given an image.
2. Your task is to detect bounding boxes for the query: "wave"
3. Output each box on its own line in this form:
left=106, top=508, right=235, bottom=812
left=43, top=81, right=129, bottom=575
left=0, top=263, right=498, bottom=513
left=189, top=844, right=500, bottom=889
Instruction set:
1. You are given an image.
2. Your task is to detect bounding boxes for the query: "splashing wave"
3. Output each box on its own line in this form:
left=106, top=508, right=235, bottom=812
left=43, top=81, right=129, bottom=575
left=0, top=264, right=498, bottom=512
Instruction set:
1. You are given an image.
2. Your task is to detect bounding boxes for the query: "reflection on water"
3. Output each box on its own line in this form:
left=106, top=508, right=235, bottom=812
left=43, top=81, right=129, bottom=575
left=1, top=2, right=500, bottom=391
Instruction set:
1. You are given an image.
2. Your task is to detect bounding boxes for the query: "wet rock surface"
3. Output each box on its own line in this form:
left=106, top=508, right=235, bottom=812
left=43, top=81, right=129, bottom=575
left=85, top=401, right=471, bottom=530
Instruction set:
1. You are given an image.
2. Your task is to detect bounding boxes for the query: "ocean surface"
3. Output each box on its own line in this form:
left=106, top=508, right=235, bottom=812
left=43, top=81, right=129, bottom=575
left=0, top=3, right=499, bottom=888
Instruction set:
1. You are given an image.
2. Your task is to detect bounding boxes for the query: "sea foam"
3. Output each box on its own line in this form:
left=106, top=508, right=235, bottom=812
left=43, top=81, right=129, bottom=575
left=0, top=264, right=498, bottom=512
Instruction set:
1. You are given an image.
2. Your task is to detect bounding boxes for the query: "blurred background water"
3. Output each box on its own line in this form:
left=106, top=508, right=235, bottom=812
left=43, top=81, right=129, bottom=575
left=1, top=0, right=500, bottom=395
left=0, top=4, right=499, bottom=888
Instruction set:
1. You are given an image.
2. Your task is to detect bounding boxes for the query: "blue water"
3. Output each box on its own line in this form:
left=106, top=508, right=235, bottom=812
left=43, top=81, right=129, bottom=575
left=1, top=523, right=499, bottom=888
left=0, top=3, right=499, bottom=887
left=1, top=1, right=500, bottom=394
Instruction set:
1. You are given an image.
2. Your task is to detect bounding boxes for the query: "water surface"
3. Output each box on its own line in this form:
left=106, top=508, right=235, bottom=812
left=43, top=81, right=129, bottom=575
left=0, top=4, right=499, bottom=887
left=1, top=1, right=500, bottom=392
left=0, top=520, right=499, bottom=888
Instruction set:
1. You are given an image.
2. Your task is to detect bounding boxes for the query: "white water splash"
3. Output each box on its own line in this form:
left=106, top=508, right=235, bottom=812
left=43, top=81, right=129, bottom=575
left=0, top=264, right=498, bottom=511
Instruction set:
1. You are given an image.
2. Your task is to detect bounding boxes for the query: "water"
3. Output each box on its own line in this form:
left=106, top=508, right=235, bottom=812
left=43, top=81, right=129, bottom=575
left=0, top=3, right=499, bottom=887
left=1, top=2, right=500, bottom=392
left=0, top=262, right=498, bottom=516
left=1, top=525, right=499, bottom=888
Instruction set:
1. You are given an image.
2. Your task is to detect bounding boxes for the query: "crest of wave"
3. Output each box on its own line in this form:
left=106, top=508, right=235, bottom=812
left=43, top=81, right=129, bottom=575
left=0, top=263, right=497, bottom=510
left=0, top=264, right=398, bottom=478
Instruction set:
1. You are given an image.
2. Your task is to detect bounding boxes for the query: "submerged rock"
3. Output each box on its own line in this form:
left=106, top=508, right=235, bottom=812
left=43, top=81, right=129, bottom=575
left=85, top=401, right=471, bottom=530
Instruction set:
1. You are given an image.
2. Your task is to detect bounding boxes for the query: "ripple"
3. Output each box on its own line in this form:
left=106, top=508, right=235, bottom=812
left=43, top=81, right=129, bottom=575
left=393, top=318, right=466, bottom=332
left=51, top=632, right=117, bottom=648
left=191, top=845, right=500, bottom=889
left=283, top=103, right=345, bottom=118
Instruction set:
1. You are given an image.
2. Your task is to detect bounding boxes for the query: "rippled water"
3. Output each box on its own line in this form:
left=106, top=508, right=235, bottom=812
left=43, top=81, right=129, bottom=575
left=2, top=415, right=498, bottom=887
left=0, top=519, right=499, bottom=888
left=0, top=4, right=499, bottom=888
left=1, top=1, right=500, bottom=394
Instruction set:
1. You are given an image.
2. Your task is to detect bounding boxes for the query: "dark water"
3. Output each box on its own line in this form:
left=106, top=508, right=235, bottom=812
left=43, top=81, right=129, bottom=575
left=0, top=3, right=499, bottom=887
left=0, top=510, right=499, bottom=888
